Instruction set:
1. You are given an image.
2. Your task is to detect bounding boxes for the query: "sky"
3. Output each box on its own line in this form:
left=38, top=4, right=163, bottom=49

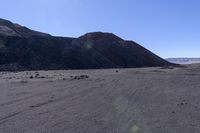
left=0, top=0, right=199, bottom=58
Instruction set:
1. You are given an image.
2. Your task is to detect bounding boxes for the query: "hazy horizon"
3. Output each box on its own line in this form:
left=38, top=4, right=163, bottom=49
left=1, top=0, right=200, bottom=58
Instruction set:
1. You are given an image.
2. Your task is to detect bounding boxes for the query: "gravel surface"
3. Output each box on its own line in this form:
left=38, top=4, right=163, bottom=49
left=0, top=65, right=200, bottom=133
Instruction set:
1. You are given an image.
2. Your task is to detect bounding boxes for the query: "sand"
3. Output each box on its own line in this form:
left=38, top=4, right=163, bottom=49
left=0, top=65, right=200, bottom=133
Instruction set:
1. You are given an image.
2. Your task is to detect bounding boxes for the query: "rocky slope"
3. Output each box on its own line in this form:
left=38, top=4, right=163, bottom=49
left=0, top=18, right=170, bottom=71
left=0, top=18, right=50, bottom=37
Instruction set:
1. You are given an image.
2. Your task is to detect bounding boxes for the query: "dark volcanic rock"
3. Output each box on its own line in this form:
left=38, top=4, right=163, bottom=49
left=79, top=32, right=169, bottom=67
left=0, top=18, right=170, bottom=71
left=0, top=18, right=50, bottom=37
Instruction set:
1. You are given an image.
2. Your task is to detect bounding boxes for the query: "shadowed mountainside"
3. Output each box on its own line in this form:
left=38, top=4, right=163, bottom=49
left=0, top=18, right=170, bottom=71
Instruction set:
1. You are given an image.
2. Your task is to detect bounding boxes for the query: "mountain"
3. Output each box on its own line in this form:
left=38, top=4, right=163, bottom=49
left=167, top=58, right=200, bottom=64
left=0, top=18, right=171, bottom=71
left=0, top=18, right=50, bottom=37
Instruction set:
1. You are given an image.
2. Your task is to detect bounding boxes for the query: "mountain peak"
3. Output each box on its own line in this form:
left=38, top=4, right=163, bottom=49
left=0, top=18, right=170, bottom=70
left=0, top=18, right=12, bottom=25
left=78, top=32, right=123, bottom=42
left=0, top=18, right=50, bottom=37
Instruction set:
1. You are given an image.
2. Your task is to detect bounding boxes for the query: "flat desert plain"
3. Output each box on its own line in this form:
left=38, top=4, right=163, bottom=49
left=0, top=64, right=200, bottom=133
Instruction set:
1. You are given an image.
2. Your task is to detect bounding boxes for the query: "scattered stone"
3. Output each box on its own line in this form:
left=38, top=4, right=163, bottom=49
left=72, top=75, right=89, bottom=80
left=35, top=73, right=40, bottom=77
left=153, top=70, right=164, bottom=72
left=38, top=76, right=46, bottom=79
left=177, top=100, right=188, bottom=106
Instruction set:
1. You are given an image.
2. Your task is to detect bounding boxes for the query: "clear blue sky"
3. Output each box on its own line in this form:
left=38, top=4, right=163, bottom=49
left=0, top=0, right=199, bottom=58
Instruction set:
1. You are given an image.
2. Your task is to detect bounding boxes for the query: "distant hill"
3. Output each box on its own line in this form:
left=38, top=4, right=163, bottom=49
left=166, top=58, right=200, bottom=64
left=0, top=18, right=171, bottom=71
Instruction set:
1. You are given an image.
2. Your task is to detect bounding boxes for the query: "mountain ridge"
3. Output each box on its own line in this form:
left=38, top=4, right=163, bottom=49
left=0, top=18, right=171, bottom=71
left=0, top=18, right=50, bottom=37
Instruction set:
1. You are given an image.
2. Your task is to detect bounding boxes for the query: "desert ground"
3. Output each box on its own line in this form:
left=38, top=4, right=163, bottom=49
left=0, top=64, right=200, bottom=133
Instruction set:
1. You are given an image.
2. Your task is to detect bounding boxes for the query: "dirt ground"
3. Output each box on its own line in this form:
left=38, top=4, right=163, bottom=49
left=0, top=64, right=200, bottom=133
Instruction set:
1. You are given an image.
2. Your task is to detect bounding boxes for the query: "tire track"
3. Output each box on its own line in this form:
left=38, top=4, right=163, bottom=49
left=0, top=111, right=22, bottom=125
